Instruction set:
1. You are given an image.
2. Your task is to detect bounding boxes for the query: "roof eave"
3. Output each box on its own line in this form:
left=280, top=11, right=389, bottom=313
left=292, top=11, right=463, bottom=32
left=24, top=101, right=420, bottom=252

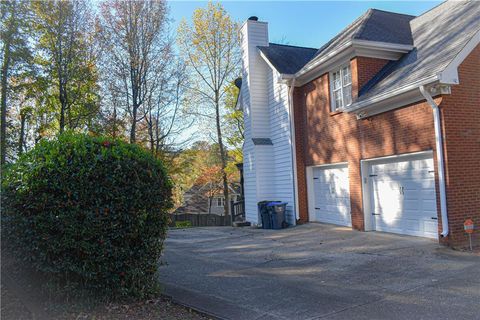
left=294, top=40, right=353, bottom=85
left=258, top=48, right=296, bottom=83
left=258, top=49, right=281, bottom=74
left=344, top=28, right=480, bottom=119
left=438, top=28, right=480, bottom=85
left=294, top=40, right=414, bottom=87
left=342, top=75, right=440, bottom=118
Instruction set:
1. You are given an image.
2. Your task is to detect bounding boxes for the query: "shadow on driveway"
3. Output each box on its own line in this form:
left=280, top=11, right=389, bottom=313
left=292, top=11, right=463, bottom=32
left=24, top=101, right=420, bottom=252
left=158, top=224, right=480, bottom=320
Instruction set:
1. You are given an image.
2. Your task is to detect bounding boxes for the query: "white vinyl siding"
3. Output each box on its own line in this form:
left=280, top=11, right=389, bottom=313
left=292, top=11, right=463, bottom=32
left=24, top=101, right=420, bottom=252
left=241, top=20, right=269, bottom=225
left=267, top=68, right=296, bottom=225
left=330, top=65, right=352, bottom=111
left=243, top=140, right=258, bottom=223
left=240, top=20, right=296, bottom=225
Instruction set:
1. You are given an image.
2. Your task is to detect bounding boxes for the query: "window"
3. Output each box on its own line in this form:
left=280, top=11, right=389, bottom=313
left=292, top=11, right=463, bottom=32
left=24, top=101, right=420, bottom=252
left=215, top=197, right=225, bottom=207
left=330, top=65, right=352, bottom=111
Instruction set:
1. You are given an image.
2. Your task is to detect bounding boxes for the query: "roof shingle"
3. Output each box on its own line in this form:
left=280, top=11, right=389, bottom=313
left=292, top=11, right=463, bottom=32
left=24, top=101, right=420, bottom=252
left=257, top=43, right=317, bottom=74
left=357, top=0, right=480, bottom=101
left=312, top=9, right=414, bottom=62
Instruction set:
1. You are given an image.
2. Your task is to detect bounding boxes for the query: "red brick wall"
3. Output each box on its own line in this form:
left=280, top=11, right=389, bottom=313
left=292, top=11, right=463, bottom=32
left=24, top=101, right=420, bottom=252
left=293, top=48, right=480, bottom=247
left=351, top=57, right=389, bottom=99
left=293, top=89, right=308, bottom=223
left=293, top=57, right=441, bottom=237
left=439, top=45, right=480, bottom=247
left=293, top=48, right=479, bottom=247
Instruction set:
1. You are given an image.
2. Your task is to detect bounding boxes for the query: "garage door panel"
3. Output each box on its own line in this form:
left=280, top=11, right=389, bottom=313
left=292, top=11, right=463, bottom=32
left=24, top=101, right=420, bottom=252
left=424, top=220, right=438, bottom=234
left=370, top=155, right=438, bottom=239
left=422, top=200, right=437, bottom=212
left=404, top=199, right=420, bottom=210
left=312, top=165, right=351, bottom=227
left=421, top=190, right=436, bottom=200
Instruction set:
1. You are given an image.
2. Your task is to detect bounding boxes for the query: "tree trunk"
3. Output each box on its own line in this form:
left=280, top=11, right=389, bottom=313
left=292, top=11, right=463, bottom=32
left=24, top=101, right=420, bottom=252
left=111, top=104, right=118, bottom=138
left=148, top=113, right=154, bottom=154
left=59, top=80, right=67, bottom=133
left=0, top=7, right=13, bottom=166
left=59, top=105, right=65, bottom=133
left=130, top=104, right=137, bottom=143
left=18, top=112, right=26, bottom=155
left=215, top=91, right=229, bottom=216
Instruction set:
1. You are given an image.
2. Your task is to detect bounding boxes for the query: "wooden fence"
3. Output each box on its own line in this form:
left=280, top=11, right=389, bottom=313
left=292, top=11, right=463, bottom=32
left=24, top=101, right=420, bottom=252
left=169, top=213, right=230, bottom=227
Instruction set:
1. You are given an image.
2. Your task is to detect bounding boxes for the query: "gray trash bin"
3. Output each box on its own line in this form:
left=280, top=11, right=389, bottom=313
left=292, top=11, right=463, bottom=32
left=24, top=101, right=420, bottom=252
left=258, top=201, right=272, bottom=229
left=267, top=202, right=287, bottom=229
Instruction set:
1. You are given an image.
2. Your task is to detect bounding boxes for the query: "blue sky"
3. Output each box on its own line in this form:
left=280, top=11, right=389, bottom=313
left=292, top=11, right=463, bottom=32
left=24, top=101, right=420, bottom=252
left=168, top=1, right=442, bottom=144
left=169, top=1, right=441, bottom=49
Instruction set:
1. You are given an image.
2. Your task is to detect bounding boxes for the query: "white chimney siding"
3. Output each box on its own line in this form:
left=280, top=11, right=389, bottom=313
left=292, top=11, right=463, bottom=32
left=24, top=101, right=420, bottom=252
left=240, top=19, right=296, bottom=226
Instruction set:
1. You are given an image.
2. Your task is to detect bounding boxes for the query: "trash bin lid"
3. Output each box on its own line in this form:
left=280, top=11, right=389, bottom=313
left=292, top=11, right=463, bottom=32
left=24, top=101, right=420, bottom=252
left=266, top=201, right=288, bottom=206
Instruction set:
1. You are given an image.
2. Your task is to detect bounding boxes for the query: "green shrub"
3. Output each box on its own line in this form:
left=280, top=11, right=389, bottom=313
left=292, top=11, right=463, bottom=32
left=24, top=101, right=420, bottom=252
left=175, top=221, right=192, bottom=228
left=1, top=133, right=172, bottom=299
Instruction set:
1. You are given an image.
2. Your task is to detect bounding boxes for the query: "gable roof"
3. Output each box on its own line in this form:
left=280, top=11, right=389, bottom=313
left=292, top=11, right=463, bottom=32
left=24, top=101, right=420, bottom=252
left=258, top=43, right=318, bottom=74
left=356, top=0, right=480, bottom=104
left=258, top=9, right=414, bottom=77
left=311, top=9, right=414, bottom=62
left=255, top=1, right=480, bottom=111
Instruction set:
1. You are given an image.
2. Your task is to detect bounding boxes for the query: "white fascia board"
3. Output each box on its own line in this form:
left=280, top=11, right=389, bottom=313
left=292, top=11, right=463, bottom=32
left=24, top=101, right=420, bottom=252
left=258, top=49, right=280, bottom=74
left=439, top=29, right=480, bottom=85
left=294, top=40, right=414, bottom=86
left=343, top=75, right=439, bottom=116
left=294, top=41, right=353, bottom=85
left=258, top=49, right=295, bottom=84
left=279, top=73, right=295, bottom=84
left=351, top=40, right=413, bottom=53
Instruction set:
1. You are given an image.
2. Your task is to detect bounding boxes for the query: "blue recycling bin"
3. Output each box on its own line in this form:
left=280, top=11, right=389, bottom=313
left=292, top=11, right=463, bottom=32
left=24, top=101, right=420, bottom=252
left=266, top=202, right=288, bottom=229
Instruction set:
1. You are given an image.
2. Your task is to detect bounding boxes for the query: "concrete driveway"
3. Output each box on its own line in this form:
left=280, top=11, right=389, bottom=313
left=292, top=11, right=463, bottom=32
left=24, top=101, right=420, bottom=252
left=158, top=224, right=480, bottom=320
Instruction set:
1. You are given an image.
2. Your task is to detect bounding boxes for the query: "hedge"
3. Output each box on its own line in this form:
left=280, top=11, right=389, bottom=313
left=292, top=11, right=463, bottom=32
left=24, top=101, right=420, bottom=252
left=1, top=133, right=172, bottom=299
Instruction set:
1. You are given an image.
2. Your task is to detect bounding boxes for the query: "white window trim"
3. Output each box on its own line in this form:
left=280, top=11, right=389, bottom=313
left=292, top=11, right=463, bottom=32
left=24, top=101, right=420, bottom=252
left=329, top=64, right=352, bottom=112
left=215, top=197, right=225, bottom=207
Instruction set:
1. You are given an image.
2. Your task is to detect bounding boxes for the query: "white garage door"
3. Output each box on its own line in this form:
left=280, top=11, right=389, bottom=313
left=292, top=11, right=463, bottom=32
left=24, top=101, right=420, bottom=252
left=312, top=165, right=351, bottom=227
left=369, top=155, right=438, bottom=239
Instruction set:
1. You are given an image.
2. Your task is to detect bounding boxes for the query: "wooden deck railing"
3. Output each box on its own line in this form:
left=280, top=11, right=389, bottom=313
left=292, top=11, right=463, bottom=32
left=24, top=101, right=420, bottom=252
left=231, top=199, right=245, bottom=223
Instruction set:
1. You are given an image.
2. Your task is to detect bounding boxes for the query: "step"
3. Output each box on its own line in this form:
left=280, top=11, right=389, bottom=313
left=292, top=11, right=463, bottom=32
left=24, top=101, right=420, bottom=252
left=233, top=221, right=251, bottom=227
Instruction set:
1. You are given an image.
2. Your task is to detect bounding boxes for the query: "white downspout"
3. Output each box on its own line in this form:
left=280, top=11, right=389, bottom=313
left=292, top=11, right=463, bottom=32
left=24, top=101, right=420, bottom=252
left=419, top=85, right=449, bottom=237
left=288, top=79, right=300, bottom=223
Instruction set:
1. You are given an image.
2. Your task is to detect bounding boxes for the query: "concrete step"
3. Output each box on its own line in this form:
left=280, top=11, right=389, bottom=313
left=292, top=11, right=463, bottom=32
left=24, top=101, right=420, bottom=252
left=233, top=221, right=251, bottom=227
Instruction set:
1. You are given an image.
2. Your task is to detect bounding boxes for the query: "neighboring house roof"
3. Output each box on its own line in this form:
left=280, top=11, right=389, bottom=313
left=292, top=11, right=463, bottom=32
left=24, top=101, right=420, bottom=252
left=258, top=43, right=318, bottom=74
left=174, top=185, right=209, bottom=215
left=312, top=9, right=414, bottom=61
left=173, top=183, right=241, bottom=215
left=356, top=1, right=480, bottom=102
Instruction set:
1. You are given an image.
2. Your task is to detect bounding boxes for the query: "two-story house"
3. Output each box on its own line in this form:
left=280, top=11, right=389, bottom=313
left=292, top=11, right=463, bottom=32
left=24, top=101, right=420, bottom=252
left=239, top=0, right=479, bottom=247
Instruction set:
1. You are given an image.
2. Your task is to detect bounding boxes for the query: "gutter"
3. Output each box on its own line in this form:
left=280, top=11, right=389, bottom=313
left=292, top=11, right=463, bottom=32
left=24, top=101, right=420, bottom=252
left=287, top=78, right=300, bottom=223
left=419, top=85, right=449, bottom=238
left=344, top=75, right=439, bottom=114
